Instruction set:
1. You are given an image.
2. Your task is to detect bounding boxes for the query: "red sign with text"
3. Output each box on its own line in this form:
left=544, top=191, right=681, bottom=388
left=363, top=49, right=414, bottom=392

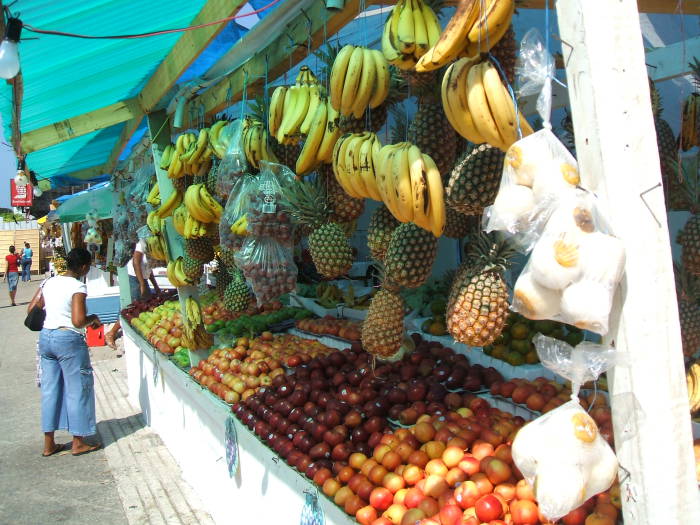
left=10, top=180, right=33, bottom=207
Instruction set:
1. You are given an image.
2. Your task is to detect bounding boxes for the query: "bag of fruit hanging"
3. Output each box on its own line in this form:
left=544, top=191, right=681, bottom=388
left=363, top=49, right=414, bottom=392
left=215, top=120, right=248, bottom=200
left=484, top=29, right=580, bottom=251
left=234, top=236, right=297, bottom=307
left=246, top=160, right=295, bottom=245
left=511, top=190, right=625, bottom=335
left=219, top=174, right=258, bottom=262
left=512, top=334, right=620, bottom=521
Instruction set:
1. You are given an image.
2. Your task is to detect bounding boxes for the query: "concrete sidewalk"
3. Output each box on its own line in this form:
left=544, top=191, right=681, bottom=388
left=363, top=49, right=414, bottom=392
left=0, top=278, right=213, bottom=525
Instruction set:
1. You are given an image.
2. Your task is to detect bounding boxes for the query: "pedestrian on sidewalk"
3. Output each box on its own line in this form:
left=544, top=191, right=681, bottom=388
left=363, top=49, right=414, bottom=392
left=21, top=242, right=33, bottom=281
left=27, top=247, right=103, bottom=457
left=4, top=245, right=21, bottom=306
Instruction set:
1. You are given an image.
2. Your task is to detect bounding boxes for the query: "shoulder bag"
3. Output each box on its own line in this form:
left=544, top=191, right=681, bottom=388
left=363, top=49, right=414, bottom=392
left=24, top=280, right=48, bottom=331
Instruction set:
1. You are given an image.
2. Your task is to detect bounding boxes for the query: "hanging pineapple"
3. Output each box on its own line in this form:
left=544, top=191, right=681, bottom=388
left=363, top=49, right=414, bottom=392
left=213, top=257, right=232, bottom=300
left=367, top=204, right=400, bottom=262
left=676, top=155, right=700, bottom=276
left=224, top=269, right=251, bottom=312
left=182, top=254, right=204, bottom=282
left=680, top=58, right=700, bottom=152
left=676, top=262, right=700, bottom=359
left=446, top=233, right=514, bottom=347
left=281, top=177, right=353, bottom=279
left=445, top=143, right=505, bottom=216
left=443, top=209, right=478, bottom=239
left=384, top=222, right=438, bottom=290
left=489, top=26, right=517, bottom=86
left=362, top=286, right=406, bottom=359
left=319, top=164, right=365, bottom=223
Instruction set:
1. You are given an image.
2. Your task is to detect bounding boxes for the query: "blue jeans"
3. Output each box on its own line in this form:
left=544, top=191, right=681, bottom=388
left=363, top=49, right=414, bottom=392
left=39, top=329, right=96, bottom=436
left=21, top=259, right=31, bottom=281
left=6, top=272, right=18, bottom=291
left=129, top=275, right=151, bottom=302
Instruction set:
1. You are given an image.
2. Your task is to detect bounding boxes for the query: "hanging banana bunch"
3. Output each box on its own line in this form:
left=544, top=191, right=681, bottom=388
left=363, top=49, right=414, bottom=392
left=166, top=257, right=193, bottom=287
left=331, top=132, right=383, bottom=200
left=381, top=0, right=442, bottom=70
left=241, top=117, right=278, bottom=169
left=329, top=45, right=390, bottom=117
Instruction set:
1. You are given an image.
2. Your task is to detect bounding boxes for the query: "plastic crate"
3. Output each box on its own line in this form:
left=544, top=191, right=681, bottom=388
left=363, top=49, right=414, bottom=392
left=86, top=325, right=105, bottom=347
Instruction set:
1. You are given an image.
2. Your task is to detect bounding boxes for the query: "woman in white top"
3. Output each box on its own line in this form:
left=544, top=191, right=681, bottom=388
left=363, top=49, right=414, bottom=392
left=27, top=248, right=103, bottom=457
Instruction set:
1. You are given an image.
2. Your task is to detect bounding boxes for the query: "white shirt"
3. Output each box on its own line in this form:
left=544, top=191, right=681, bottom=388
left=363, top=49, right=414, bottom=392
left=126, top=239, right=150, bottom=278
left=42, top=276, right=88, bottom=332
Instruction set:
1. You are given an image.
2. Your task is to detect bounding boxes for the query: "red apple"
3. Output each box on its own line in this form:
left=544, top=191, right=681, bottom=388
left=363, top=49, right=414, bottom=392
left=439, top=504, right=463, bottom=525
left=510, top=499, right=540, bottom=525
left=474, top=494, right=504, bottom=522
left=369, top=487, right=393, bottom=512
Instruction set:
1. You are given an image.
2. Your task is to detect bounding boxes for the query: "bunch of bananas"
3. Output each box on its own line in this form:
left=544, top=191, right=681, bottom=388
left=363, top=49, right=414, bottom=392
left=185, top=296, right=202, bottom=325
left=688, top=362, right=700, bottom=414
left=375, top=143, right=445, bottom=237
left=184, top=183, right=223, bottom=224
left=269, top=67, right=324, bottom=146
left=381, top=0, right=441, bottom=70
left=329, top=45, right=390, bottom=118
left=415, top=0, right=514, bottom=72
left=332, top=132, right=383, bottom=200
left=175, top=206, right=215, bottom=240
left=681, top=93, right=700, bottom=151
left=162, top=128, right=214, bottom=179
left=146, top=235, right=168, bottom=261
left=146, top=211, right=165, bottom=234
left=230, top=214, right=248, bottom=235
left=241, top=117, right=278, bottom=169
left=208, top=120, right=230, bottom=159
left=156, top=190, right=183, bottom=219
left=181, top=321, right=213, bottom=351
left=146, top=183, right=160, bottom=207
left=442, top=57, right=533, bottom=151
left=166, top=257, right=194, bottom=287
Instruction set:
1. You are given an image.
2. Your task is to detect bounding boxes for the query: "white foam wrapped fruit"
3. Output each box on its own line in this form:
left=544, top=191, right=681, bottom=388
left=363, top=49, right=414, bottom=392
left=529, top=233, right=583, bottom=290
left=579, top=231, right=626, bottom=286
left=512, top=399, right=619, bottom=521
left=491, top=185, right=536, bottom=231
left=560, top=280, right=613, bottom=334
left=505, top=137, right=553, bottom=187
left=513, top=271, right=561, bottom=320
left=531, top=160, right=580, bottom=205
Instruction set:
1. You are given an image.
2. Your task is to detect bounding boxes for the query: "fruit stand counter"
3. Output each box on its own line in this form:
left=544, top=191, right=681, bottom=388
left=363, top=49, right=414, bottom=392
left=122, top=321, right=354, bottom=525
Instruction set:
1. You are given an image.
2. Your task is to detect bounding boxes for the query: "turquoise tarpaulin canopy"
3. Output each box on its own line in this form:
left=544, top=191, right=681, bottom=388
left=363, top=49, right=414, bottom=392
left=55, top=182, right=113, bottom=223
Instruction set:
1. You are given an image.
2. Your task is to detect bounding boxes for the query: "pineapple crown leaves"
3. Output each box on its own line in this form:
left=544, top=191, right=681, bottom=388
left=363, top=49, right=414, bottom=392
left=648, top=76, right=663, bottom=118
left=466, top=232, right=516, bottom=274
left=670, top=153, right=700, bottom=211
left=315, top=42, right=343, bottom=87
left=390, top=104, right=409, bottom=143
left=689, top=57, right=700, bottom=92
left=279, top=176, right=332, bottom=229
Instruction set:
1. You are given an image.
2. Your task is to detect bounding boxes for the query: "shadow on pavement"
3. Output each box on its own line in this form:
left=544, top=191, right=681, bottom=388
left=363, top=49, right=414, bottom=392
left=97, top=414, right=146, bottom=448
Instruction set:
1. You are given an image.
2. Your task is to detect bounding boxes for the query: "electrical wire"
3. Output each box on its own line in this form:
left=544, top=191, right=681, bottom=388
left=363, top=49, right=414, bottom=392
left=20, top=0, right=284, bottom=40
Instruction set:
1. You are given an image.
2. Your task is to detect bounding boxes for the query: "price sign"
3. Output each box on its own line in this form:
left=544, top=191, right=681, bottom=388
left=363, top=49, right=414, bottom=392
left=300, top=489, right=324, bottom=525
left=225, top=415, right=239, bottom=477
left=260, top=179, right=277, bottom=214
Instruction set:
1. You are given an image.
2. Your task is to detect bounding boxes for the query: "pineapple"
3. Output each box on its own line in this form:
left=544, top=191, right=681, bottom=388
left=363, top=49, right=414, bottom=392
left=214, top=258, right=232, bottom=300
left=447, top=234, right=514, bottom=347
left=182, top=254, right=204, bottom=281
left=675, top=155, right=700, bottom=276
left=361, top=288, right=406, bottom=358
left=339, top=103, right=390, bottom=134
left=444, top=209, right=478, bottom=239
left=446, top=143, right=504, bottom=216
left=224, top=270, right=251, bottom=312
left=676, top=263, right=700, bottom=359
left=490, top=27, right=517, bottom=85
left=384, top=223, right=438, bottom=290
left=650, top=78, right=684, bottom=210
left=281, top=178, right=353, bottom=279
left=320, top=164, right=365, bottom=222
left=185, top=238, right=214, bottom=262
left=367, top=205, right=400, bottom=262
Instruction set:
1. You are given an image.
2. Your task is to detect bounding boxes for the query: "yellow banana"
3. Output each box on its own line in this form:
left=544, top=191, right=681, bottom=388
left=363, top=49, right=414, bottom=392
left=442, top=60, right=475, bottom=142
left=381, top=8, right=401, bottom=63
left=332, top=134, right=361, bottom=198
left=189, top=128, right=210, bottom=165
left=156, top=190, right=182, bottom=219
left=351, top=48, right=377, bottom=119
left=159, top=144, right=173, bottom=170
left=467, top=62, right=508, bottom=151
left=482, top=60, right=519, bottom=148
left=422, top=154, right=445, bottom=237
left=300, top=84, right=322, bottom=135
left=369, top=50, right=390, bottom=109
left=198, top=185, right=223, bottom=221
left=376, top=144, right=404, bottom=221
left=285, top=84, right=311, bottom=143
left=358, top=134, right=382, bottom=201
left=407, top=144, right=430, bottom=231
left=296, top=98, right=328, bottom=175
left=275, top=86, right=298, bottom=143
left=330, top=45, right=355, bottom=112
left=185, top=184, right=215, bottom=223
left=396, top=0, right=416, bottom=55
left=467, top=0, right=513, bottom=48
left=344, top=134, right=370, bottom=198
left=412, top=0, right=429, bottom=58
left=420, top=0, right=441, bottom=48
left=317, top=101, right=341, bottom=163
left=146, top=183, right=161, bottom=206
left=340, top=47, right=365, bottom=116
left=392, top=143, right=414, bottom=223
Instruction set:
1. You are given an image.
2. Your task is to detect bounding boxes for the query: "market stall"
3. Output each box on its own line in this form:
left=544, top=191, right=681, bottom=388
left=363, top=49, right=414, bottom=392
left=4, top=0, right=700, bottom=524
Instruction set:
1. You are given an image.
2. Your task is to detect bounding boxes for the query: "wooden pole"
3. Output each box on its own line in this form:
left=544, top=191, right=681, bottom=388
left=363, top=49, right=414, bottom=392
left=555, top=0, right=700, bottom=522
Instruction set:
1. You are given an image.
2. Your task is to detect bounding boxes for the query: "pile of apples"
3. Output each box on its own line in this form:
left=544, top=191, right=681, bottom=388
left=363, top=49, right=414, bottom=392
left=189, top=332, right=337, bottom=404
left=489, top=379, right=614, bottom=447
left=129, top=299, right=185, bottom=355
left=296, top=316, right=363, bottom=342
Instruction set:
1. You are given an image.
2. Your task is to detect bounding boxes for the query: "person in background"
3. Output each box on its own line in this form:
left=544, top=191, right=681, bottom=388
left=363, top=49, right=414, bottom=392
left=21, top=242, right=33, bottom=282
left=27, top=248, right=102, bottom=456
left=3, top=245, right=21, bottom=306
left=104, top=239, right=159, bottom=348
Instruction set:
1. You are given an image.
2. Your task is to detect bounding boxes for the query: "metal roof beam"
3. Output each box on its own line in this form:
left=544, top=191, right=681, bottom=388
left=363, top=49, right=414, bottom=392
left=520, top=0, right=697, bottom=14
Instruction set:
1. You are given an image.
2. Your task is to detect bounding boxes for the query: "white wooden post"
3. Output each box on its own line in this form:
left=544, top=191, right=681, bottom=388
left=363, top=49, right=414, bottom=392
left=555, top=1, right=700, bottom=522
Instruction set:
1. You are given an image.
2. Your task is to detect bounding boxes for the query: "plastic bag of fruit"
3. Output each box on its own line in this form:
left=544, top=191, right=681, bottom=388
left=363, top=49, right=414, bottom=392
left=512, top=334, right=620, bottom=521
left=234, top=236, right=297, bottom=307
left=511, top=190, right=625, bottom=335
left=219, top=174, right=257, bottom=260
left=215, top=120, right=248, bottom=200
left=246, top=160, right=295, bottom=245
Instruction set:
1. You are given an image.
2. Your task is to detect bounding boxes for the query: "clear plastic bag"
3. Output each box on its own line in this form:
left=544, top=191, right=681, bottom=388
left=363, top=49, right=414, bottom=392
left=246, top=160, right=295, bottom=244
left=512, top=191, right=625, bottom=335
left=516, top=28, right=556, bottom=128
left=484, top=128, right=580, bottom=251
left=234, top=237, right=297, bottom=307
left=219, top=174, right=257, bottom=259
left=215, top=120, right=247, bottom=200
left=511, top=335, right=620, bottom=521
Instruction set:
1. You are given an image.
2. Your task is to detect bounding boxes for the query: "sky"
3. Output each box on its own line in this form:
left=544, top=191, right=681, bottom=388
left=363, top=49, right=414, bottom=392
left=0, top=112, right=15, bottom=209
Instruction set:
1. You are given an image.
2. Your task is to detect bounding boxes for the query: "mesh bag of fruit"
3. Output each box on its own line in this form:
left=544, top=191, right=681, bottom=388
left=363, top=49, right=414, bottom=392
left=246, top=160, right=295, bottom=245
left=219, top=174, right=257, bottom=261
left=215, top=120, right=248, bottom=200
left=234, top=236, right=297, bottom=307
left=512, top=334, right=621, bottom=521
left=511, top=190, right=625, bottom=335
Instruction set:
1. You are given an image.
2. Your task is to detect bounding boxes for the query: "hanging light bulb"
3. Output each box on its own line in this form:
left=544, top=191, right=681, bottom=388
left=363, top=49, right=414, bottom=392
left=14, top=157, right=28, bottom=186
left=0, top=18, right=22, bottom=79
left=33, top=186, right=42, bottom=197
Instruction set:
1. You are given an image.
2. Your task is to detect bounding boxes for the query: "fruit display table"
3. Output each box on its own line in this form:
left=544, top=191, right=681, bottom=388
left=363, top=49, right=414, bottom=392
left=122, top=321, right=354, bottom=525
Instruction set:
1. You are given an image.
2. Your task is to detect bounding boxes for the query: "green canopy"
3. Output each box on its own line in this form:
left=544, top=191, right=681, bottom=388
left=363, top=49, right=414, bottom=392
left=56, top=182, right=113, bottom=223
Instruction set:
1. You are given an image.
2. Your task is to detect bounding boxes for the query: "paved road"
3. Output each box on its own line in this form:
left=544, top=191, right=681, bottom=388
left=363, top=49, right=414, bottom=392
left=0, top=278, right=213, bottom=525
